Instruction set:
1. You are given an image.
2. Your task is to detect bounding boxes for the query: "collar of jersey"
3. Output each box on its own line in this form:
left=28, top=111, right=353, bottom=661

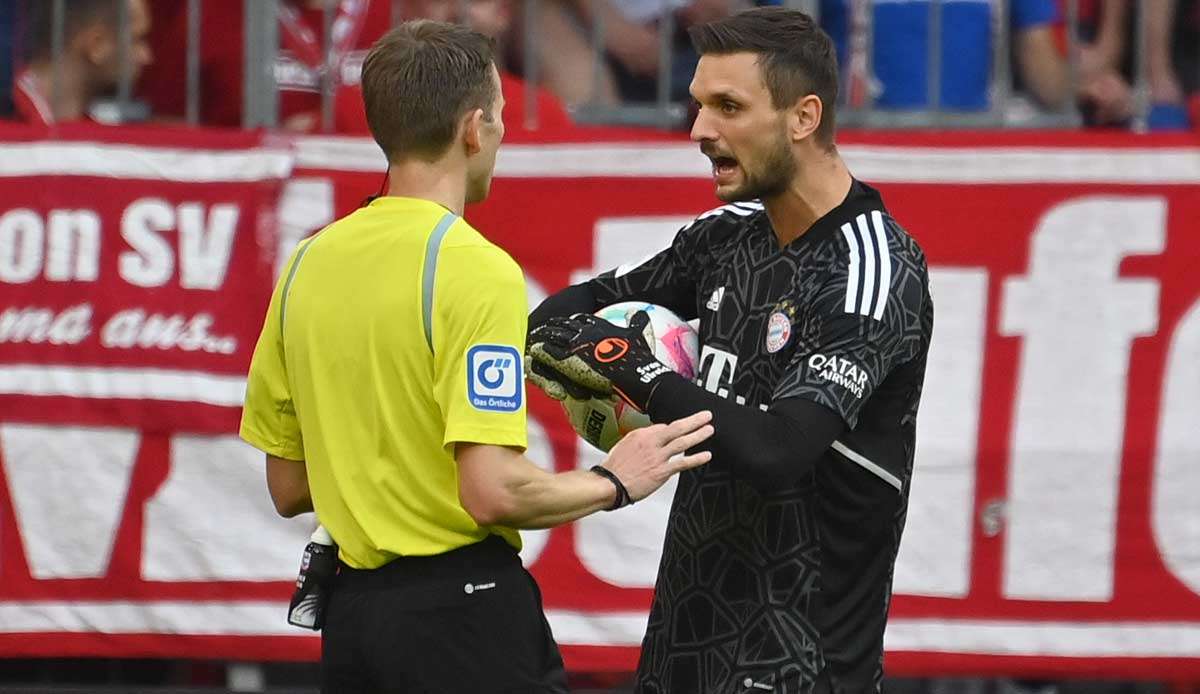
left=772, top=178, right=886, bottom=251
left=368, top=196, right=456, bottom=216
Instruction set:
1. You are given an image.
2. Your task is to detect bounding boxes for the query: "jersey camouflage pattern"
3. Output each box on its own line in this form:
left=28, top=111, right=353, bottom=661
left=586, top=181, right=933, bottom=693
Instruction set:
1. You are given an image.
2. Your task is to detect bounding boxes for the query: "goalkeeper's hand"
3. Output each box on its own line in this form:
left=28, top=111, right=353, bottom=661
left=527, top=311, right=673, bottom=412
left=525, top=354, right=607, bottom=402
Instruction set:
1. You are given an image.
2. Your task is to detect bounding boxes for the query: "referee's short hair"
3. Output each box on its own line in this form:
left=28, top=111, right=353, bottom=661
left=362, top=20, right=499, bottom=163
left=689, top=7, right=839, bottom=145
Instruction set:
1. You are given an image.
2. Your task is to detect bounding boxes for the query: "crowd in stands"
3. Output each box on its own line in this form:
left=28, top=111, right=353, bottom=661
left=1, top=0, right=1198, bottom=132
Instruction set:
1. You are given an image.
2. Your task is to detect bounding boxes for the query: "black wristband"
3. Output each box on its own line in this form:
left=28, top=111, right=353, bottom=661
left=589, top=465, right=632, bottom=511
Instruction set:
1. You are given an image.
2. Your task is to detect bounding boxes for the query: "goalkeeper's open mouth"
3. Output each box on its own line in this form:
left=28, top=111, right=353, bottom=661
left=708, top=155, right=740, bottom=182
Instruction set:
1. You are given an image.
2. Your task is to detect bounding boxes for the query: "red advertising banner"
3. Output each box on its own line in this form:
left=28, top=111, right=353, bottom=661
left=1, top=125, right=1198, bottom=679
left=0, top=125, right=292, bottom=433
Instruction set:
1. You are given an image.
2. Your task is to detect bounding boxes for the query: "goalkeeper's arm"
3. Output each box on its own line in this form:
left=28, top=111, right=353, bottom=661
left=526, top=284, right=609, bottom=402
left=528, top=312, right=844, bottom=489
left=645, top=376, right=844, bottom=491
left=529, top=282, right=598, bottom=331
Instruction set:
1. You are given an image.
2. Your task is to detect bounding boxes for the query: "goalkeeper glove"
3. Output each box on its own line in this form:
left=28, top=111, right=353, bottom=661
left=528, top=311, right=672, bottom=412
left=525, top=354, right=607, bottom=402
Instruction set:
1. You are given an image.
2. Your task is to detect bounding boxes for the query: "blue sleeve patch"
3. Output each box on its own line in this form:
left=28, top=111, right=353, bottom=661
left=466, top=345, right=523, bottom=413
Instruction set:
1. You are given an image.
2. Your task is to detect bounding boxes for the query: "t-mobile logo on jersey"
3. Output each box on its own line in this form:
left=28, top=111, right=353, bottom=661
left=697, top=345, right=766, bottom=411
left=697, top=345, right=738, bottom=397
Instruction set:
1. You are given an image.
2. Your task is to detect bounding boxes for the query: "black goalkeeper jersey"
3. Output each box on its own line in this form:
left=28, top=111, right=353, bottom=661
left=586, top=181, right=933, bottom=693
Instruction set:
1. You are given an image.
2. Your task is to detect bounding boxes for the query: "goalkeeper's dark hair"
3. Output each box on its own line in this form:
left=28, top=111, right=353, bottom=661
left=689, top=7, right=839, bottom=146
left=361, top=20, right=499, bottom=163
left=22, top=0, right=120, bottom=61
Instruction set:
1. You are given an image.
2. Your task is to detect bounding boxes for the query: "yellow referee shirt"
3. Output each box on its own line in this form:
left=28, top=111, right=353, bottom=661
left=240, top=196, right=527, bottom=569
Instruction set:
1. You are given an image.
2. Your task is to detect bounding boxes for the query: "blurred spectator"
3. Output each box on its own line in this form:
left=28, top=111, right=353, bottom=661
left=1181, top=0, right=1200, bottom=130
left=523, top=0, right=620, bottom=107
left=10, top=0, right=152, bottom=126
left=1058, top=0, right=1195, bottom=130
left=822, top=0, right=1056, bottom=110
left=821, top=0, right=1130, bottom=125
left=141, top=0, right=570, bottom=134
left=140, top=0, right=392, bottom=131
left=1, top=0, right=14, bottom=117
left=335, top=68, right=573, bottom=136
left=345, top=0, right=574, bottom=133
left=1008, top=0, right=1071, bottom=111
left=528, top=0, right=748, bottom=108
left=402, top=0, right=514, bottom=46
left=1144, top=0, right=1193, bottom=130
left=1061, top=0, right=1134, bottom=126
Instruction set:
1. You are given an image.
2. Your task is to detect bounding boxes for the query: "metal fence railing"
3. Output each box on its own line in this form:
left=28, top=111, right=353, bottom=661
left=837, top=0, right=1065, bottom=129
left=242, top=0, right=280, bottom=129
left=21, top=0, right=1162, bottom=132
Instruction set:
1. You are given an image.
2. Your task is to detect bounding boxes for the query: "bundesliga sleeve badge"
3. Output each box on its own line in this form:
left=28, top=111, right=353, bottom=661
left=466, top=344, right=523, bottom=412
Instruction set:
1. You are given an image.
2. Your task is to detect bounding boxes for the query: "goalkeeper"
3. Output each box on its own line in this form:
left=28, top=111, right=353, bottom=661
left=527, top=8, right=933, bottom=692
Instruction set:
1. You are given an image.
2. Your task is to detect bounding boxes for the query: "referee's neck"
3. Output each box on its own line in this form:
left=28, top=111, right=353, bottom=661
left=383, top=161, right=467, bottom=217
left=764, top=153, right=852, bottom=247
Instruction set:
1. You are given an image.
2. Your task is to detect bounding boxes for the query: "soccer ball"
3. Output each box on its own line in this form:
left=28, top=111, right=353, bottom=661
left=560, top=302, right=699, bottom=452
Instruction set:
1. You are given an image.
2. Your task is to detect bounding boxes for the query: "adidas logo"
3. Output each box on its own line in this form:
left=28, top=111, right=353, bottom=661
left=463, top=581, right=496, bottom=595
left=706, top=287, right=725, bottom=311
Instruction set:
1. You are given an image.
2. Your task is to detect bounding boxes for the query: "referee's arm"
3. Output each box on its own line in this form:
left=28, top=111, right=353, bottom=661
left=443, top=244, right=713, bottom=526
left=455, top=444, right=618, bottom=528
left=242, top=240, right=311, bottom=518
left=265, top=454, right=313, bottom=518
left=454, top=411, right=712, bottom=528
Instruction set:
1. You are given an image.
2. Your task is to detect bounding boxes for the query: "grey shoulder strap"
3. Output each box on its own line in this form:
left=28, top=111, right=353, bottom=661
left=422, top=212, right=459, bottom=353
left=280, top=238, right=318, bottom=341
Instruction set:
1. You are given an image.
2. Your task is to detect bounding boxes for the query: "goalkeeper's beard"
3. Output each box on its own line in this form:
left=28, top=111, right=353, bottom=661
left=712, top=124, right=796, bottom=203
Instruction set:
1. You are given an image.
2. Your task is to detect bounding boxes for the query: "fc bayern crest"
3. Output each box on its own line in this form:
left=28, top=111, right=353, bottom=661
left=765, top=311, right=792, bottom=353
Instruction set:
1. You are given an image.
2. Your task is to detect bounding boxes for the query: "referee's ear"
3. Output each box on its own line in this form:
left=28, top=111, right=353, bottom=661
left=462, top=108, right=485, bottom=156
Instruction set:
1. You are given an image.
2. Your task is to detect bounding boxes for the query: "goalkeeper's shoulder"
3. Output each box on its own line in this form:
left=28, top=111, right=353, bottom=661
left=675, top=200, right=763, bottom=247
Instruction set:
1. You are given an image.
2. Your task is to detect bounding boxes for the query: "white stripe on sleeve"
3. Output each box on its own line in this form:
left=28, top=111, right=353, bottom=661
left=854, top=213, right=877, bottom=316
left=840, top=223, right=861, bottom=314
left=870, top=210, right=892, bottom=320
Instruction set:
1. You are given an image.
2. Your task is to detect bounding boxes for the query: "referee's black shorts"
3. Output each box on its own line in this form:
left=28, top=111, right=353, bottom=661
left=321, top=534, right=568, bottom=694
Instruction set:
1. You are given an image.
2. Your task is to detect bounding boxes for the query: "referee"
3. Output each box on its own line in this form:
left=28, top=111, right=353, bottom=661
left=239, top=21, right=714, bottom=694
left=528, top=8, right=933, bottom=693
